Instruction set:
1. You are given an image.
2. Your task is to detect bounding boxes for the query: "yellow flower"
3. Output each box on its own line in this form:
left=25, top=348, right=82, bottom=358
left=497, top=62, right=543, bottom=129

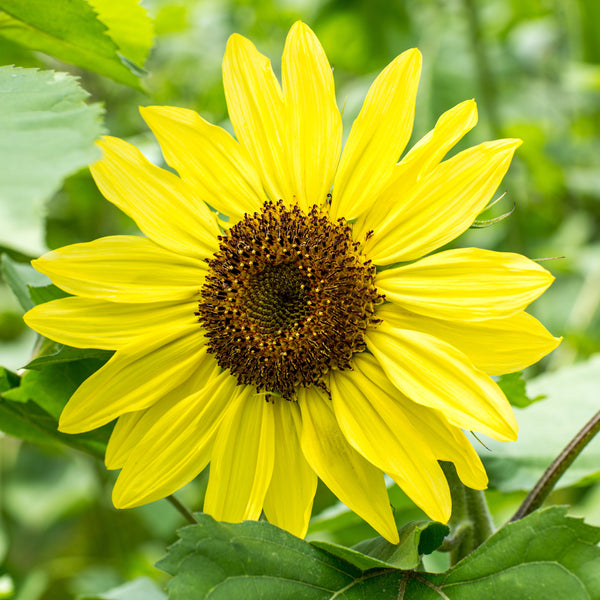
left=24, top=22, right=560, bottom=543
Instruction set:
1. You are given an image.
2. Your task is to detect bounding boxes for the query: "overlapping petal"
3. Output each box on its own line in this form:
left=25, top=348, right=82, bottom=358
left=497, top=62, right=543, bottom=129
left=378, top=303, right=561, bottom=375
left=352, top=354, right=488, bottom=490
left=262, top=400, right=317, bottom=538
left=24, top=296, right=197, bottom=350
left=223, top=33, right=292, bottom=204
left=32, top=236, right=207, bottom=303
left=376, top=248, right=554, bottom=321
left=204, top=388, right=275, bottom=522
left=105, top=347, right=220, bottom=470
left=366, top=321, right=518, bottom=441
left=330, top=359, right=451, bottom=523
left=90, top=137, right=219, bottom=259
left=282, top=21, right=342, bottom=211
left=355, top=99, right=478, bottom=239
left=113, top=372, right=237, bottom=508
left=365, top=139, right=522, bottom=264
left=331, top=48, right=421, bottom=220
left=297, top=387, right=399, bottom=543
left=59, top=326, right=209, bottom=433
left=140, top=106, right=267, bottom=220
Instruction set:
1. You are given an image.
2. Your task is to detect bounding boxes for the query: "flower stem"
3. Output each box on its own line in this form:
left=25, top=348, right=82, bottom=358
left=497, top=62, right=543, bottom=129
left=511, top=410, right=600, bottom=521
left=166, top=494, right=198, bottom=525
left=441, top=462, right=495, bottom=565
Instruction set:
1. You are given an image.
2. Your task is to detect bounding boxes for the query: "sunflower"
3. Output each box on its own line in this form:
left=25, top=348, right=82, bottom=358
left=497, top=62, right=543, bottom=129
left=24, top=22, right=560, bottom=543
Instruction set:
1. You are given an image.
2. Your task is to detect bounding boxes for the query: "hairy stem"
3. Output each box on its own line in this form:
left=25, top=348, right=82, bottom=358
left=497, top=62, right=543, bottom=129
left=511, top=410, right=600, bottom=521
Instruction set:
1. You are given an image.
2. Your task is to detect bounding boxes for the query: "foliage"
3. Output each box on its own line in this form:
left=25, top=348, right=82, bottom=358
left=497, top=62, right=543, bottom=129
left=1, top=0, right=599, bottom=599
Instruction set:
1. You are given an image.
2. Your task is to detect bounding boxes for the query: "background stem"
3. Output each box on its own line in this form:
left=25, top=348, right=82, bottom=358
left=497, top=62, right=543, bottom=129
left=511, top=410, right=600, bottom=521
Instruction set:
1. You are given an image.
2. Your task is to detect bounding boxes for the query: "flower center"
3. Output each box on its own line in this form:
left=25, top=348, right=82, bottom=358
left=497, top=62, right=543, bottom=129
left=197, top=200, right=383, bottom=399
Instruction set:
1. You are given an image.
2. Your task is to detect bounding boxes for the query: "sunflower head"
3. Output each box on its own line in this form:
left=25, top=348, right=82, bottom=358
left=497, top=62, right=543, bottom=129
left=197, top=200, right=383, bottom=399
left=24, top=21, right=560, bottom=544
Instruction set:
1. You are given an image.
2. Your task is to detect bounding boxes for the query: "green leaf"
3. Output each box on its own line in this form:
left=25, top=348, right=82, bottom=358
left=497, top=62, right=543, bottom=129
left=0, top=396, right=109, bottom=457
left=158, top=514, right=395, bottom=600
left=0, top=357, right=110, bottom=456
left=0, top=0, right=143, bottom=88
left=78, top=577, right=166, bottom=600
left=24, top=346, right=113, bottom=371
left=3, top=357, right=109, bottom=419
left=0, top=67, right=103, bottom=254
left=1, top=254, right=51, bottom=311
left=314, top=521, right=449, bottom=571
left=496, top=372, right=544, bottom=408
left=87, top=0, right=154, bottom=69
left=157, top=509, right=600, bottom=600
left=405, top=507, right=600, bottom=599
left=0, top=367, right=20, bottom=394
left=483, top=356, right=600, bottom=491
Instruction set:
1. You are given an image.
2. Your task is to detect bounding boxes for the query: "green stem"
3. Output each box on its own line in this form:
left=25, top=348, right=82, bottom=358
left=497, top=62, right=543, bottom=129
left=511, top=410, right=600, bottom=521
left=167, top=494, right=198, bottom=525
left=441, top=462, right=494, bottom=565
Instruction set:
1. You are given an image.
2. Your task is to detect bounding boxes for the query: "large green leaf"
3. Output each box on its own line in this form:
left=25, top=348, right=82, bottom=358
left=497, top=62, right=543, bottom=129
left=482, top=356, right=600, bottom=491
left=157, top=509, right=600, bottom=599
left=0, top=67, right=103, bottom=254
left=0, top=0, right=144, bottom=88
left=406, top=507, right=600, bottom=599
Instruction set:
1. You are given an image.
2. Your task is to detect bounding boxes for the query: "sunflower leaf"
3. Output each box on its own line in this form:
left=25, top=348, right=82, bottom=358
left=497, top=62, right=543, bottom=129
left=0, top=0, right=145, bottom=88
left=157, top=509, right=600, bottom=599
left=314, top=521, right=448, bottom=571
left=497, top=371, right=545, bottom=408
left=3, top=358, right=110, bottom=419
left=404, top=507, right=600, bottom=599
left=482, top=355, right=600, bottom=491
left=0, top=66, right=104, bottom=255
left=1, top=254, right=51, bottom=312
left=0, top=396, right=109, bottom=457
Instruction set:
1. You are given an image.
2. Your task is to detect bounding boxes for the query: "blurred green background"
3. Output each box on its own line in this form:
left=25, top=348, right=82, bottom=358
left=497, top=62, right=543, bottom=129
left=1, top=0, right=599, bottom=598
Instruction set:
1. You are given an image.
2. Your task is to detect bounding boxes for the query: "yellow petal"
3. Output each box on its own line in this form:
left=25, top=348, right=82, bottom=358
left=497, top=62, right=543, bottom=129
left=366, top=139, right=522, bottom=264
left=378, top=304, right=561, bottom=375
left=59, top=326, right=208, bottom=433
left=355, top=99, right=478, bottom=238
left=376, top=248, right=554, bottom=321
left=262, top=400, right=317, bottom=538
left=204, top=387, right=275, bottom=522
left=331, top=49, right=422, bottom=220
left=330, top=363, right=451, bottom=523
left=366, top=322, right=518, bottom=441
left=113, top=372, right=237, bottom=508
left=32, top=236, right=207, bottom=303
left=297, top=387, right=399, bottom=544
left=91, top=136, right=219, bottom=259
left=24, top=296, right=197, bottom=350
left=105, top=346, right=220, bottom=469
left=223, top=33, right=293, bottom=204
left=282, top=21, right=342, bottom=210
left=140, top=106, right=268, bottom=220
left=351, top=353, right=488, bottom=490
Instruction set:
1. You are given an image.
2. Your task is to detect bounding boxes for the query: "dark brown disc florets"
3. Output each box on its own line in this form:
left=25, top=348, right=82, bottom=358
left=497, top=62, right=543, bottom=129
left=196, top=200, right=383, bottom=399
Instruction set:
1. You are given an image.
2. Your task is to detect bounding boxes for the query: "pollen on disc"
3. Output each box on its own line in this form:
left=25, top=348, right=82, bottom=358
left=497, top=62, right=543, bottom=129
left=196, top=200, right=383, bottom=399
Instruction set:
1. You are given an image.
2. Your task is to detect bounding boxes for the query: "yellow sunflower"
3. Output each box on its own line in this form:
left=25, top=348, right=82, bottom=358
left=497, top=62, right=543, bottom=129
left=24, top=22, right=560, bottom=543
